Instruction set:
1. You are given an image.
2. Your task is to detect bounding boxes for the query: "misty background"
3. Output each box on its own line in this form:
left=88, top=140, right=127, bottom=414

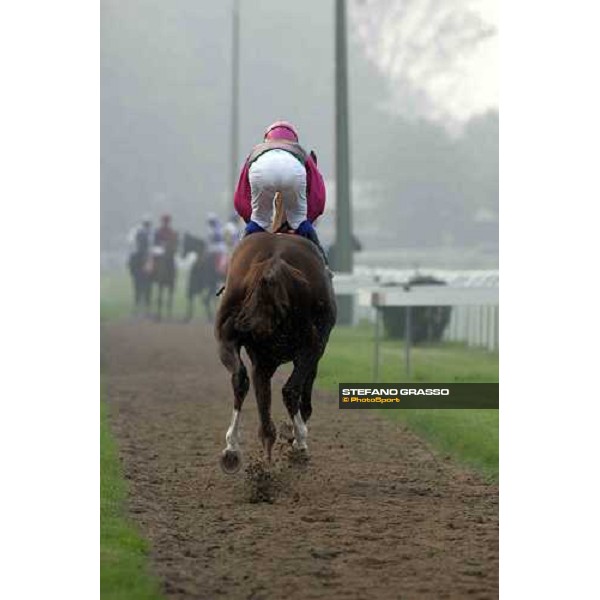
left=101, top=0, right=498, bottom=269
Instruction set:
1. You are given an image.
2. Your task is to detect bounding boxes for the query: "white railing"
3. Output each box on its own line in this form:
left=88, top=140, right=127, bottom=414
left=332, top=270, right=499, bottom=368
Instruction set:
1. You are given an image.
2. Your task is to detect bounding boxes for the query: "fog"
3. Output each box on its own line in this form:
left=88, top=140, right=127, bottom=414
left=101, top=0, right=498, bottom=268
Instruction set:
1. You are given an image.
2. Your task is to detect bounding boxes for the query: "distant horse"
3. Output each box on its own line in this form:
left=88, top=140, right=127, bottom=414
left=127, top=250, right=152, bottom=316
left=215, top=232, right=336, bottom=474
left=181, top=232, right=220, bottom=322
left=150, top=243, right=177, bottom=321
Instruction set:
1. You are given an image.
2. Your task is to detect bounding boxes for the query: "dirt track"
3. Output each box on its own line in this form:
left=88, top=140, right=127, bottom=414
left=102, top=321, right=498, bottom=600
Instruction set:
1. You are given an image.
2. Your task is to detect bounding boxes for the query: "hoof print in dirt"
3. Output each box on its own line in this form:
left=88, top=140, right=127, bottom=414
left=244, top=460, right=280, bottom=504
left=220, top=449, right=242, bottom=474
left=287, top=446, right=310, bottom=466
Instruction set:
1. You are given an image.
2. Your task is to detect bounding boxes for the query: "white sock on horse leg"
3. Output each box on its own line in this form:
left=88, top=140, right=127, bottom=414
left=225, top=409, right=241, bottom=451
left=292, top=412, right=308, bottom=450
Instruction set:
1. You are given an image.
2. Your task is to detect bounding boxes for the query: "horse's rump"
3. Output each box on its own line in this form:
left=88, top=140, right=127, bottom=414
left=216, top=233, right=336, bottom=472
left=235, top=255, right=309, bottom=337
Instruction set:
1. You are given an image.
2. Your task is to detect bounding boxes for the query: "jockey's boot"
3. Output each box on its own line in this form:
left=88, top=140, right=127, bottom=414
left=296, top=220, right=333, bottom=277
left=242, top=220, right=265, bottom=237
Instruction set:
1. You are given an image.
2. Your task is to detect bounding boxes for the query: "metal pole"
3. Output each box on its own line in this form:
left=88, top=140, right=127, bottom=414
left=405, top=305, right=412, bottom=379
left=334, top=0, right=354, bottom=324
left=495, top=306, right=499, bottom=351
left=373, top=306, right=381, bottom=381
left=480, top=305, right=486, bottom=349
left=229, top=0, right=240, bottom=204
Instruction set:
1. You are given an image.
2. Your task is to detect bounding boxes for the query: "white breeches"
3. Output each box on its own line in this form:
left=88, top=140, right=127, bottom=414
left=248, top=149, right=307, bottom=230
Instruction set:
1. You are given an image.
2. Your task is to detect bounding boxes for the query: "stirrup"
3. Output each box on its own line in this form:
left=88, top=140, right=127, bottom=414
left=243, top=221, right=265, bottom=237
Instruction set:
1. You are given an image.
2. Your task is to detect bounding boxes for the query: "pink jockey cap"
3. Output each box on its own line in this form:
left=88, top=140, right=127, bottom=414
left=264, top=120, right=299, bottom=142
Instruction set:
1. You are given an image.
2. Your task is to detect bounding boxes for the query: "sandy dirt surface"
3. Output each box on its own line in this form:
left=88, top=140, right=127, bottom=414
left=102, top=321, right=498, bottom=600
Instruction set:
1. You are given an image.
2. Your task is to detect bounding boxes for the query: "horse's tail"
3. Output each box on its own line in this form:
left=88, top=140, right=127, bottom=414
left=235, top=255, right=308, bottom=337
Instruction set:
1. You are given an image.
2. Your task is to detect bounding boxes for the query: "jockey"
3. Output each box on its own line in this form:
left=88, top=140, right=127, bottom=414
left=206, top=213, right=229, bottom=276
left=154, top=214, right=178, bottom=254
left=222, top=213, right=242, bottom=251
left=233, top=120, right=329, bottom=265
left=127, top=214, right=153, bottom=257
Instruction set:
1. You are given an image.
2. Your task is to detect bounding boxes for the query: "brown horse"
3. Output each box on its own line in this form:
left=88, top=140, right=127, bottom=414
left=215, top=231, right=336, bottom=473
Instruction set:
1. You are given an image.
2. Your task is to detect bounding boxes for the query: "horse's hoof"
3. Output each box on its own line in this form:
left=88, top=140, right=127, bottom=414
left=220, top=449, right=242, bottom=474
left=288, top=445, right=310, bottom=465
left=292, top=440, right=309, bottom=454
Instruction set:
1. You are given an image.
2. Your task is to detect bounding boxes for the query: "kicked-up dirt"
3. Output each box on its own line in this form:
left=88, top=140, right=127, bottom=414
left=102, top=320, right=498, bottom=600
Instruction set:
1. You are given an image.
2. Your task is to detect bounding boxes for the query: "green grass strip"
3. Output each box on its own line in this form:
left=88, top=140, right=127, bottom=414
left=100, top=401, right=164, bottom=600
left=316, top=323, right=499, bottom=481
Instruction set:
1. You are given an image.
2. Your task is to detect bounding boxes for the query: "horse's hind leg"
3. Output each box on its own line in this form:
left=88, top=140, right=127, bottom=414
left=145, top=282, right=152, bottom=318
left=300, top=364, right=318, bottom=424
left=130, top=273, right=139, bottom=315
left=185, top=294, right=194, bottom=323
left=204, top=292, right=214, bottom=323
left=218, top=338, right=250, bottom=474
left=137, top=279, right=145, bottom=315
left=251, top=361, right=277, bottom=462
left=283, top=356, right=318, bottom=452
left=132, top=280, right=139, bottom=315
left=156, top=286, right=163, bottom=321
left=167, top=285, right=174, bottom=319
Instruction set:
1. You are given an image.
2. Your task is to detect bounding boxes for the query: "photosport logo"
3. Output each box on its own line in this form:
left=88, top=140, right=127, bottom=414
left=338, top=384, right=499, bottom=409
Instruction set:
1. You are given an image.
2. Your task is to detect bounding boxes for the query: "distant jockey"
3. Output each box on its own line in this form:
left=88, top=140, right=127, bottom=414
left=223, top=213, right=242, bottom=251
left=127, top=215, right=154, bottom=311
left=206, top=213, right=229, bottom=276
left=154, top=214, right=178, bottom=254
left=127, top=214, right=153, bottom=258
left=233, top=120, right=329, bottom=266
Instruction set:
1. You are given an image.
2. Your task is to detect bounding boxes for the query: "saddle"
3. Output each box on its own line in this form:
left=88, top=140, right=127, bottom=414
left=270, top=192, right=332, bottom=277
left=274, top=220, right=294, bottom=235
